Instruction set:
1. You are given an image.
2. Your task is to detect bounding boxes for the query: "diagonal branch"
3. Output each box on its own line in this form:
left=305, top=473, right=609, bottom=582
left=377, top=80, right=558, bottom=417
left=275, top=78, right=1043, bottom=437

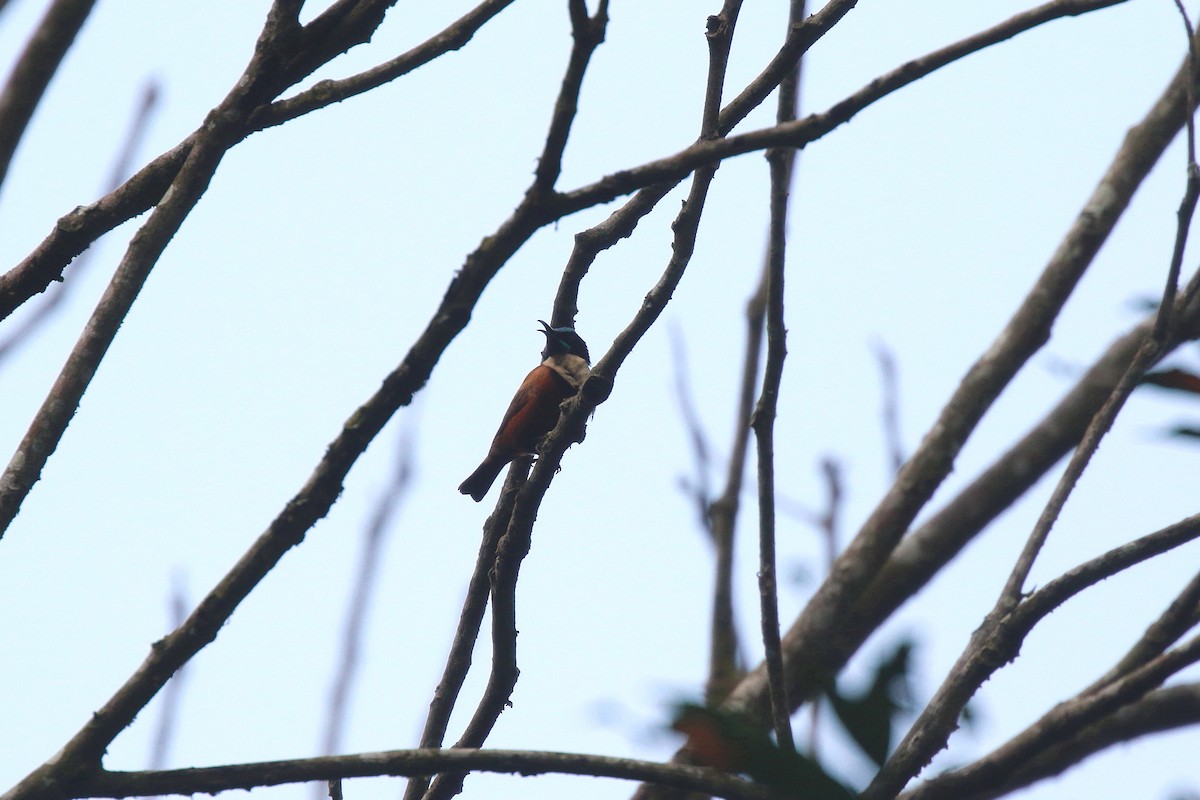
left=863, top=506, right=1200, bottom=798
left=0, top=0, right=1131, bottom=324
left=704, top=273, right=766, bottom=705
left=534, top=0, right=608, bottom=190
left=251, top=0, right=519, bottom=130
left=901, top=683, right=1200, bottom=800
left=723, top=6, right=1200, bottom=723
left=1, top=139, right=257, bottom=798
left=749, top=0, right=806, bottom=755
left=1085, top=566, right=1200, bottom=693
left=0, top=80, right=160, bottom=364
left=0, top=129, right=236, bottom=537
left=413, top=460, right=530, bottom=800
left=0, top=0, right=97, bottom=191
left=0, top=0, right=389, bottom=538
left=73, top=748, right=784, bottom=800
left=427, top=6, right=746, bottom=799
left=319, top=426, right=415, bottom=763
left=995, top=0, right=1200, bottom=611
left=898, top=636, right=1200, bottom=800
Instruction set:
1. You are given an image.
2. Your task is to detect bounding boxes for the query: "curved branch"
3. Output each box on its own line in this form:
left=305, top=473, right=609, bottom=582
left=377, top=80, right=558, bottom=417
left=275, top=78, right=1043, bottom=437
left=0, top=0, right=383, bottom=537
left=0, top=1, right=500, bottom=322
left=0, top=131, right=233, bottom=537
left=74, top=748, right=781, bottom=800
left=533, top=0, right=608, bottom=189
left=250, top=0, right=518, bottom=131
left=0, top=0, right=97, bottom=191
left=915, top=683, right=1200, bottom=800
left=3, top=0, right=1128, bottom=325
left=898, top=639, right=1200, bottom=800
left=725, top=2, right=1200, bottom=723
left=1020, top=514, right=1200, bottom=626
left=853, top=509, right=1200, bottom=800
left=1086, top=566, right=1200, bottom=692
left=0, top=80, right=160, bottom=365
left=555, top=0, right=1135, bottom=215
left=751, top=0, right=804, bottom=753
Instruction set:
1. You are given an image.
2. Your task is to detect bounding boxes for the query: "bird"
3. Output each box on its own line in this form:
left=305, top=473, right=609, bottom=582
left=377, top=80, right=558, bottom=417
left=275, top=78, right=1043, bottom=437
left=458, top=320, right=591, bottom=502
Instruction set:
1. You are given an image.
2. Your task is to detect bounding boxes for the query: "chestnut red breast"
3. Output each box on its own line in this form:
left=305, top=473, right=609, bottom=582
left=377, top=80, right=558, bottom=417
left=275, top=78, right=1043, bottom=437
left=458, top=321, right=590, bottom=502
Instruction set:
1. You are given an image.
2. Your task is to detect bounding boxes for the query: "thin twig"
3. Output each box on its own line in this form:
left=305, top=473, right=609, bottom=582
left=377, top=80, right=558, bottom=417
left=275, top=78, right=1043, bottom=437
left=704, top=273, right=767, bottom=706
left=872, top=341, right=905, bottom=476
left=864, top=507, right=1200, bottom=800
left=0, top=80, right=160, bottom=364
left=554, top=0, right=1137, bottom=215
left=1084, top=566, right=1200, bottom=693
left=534, top=0, right=608, bottom=190
left=997, top=1, right=1200, bottom=608
left=403, top=466, right=524, bottom=800
left=895, top=635, right=1200, bottom=800
left=669, top=324, right=715, bottom=535
left=318, top=426, right=415, bottom=770
left=749, top=0, right=805, bottom=756
left=145, top=572, right=189, bottom=775
left=899, top=683, right=1200, bottom=800
left=0, top=0, right=98, bottom=191
left=72, top=748, right=785, bottom=800
left=250, top=0, right=519, bottom=132
left=722, top=4, right=1200, bottom=723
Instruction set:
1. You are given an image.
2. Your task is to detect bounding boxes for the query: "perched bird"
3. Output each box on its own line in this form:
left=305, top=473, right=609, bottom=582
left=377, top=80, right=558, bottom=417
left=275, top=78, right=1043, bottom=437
left=458, top=320, right=591, bottom=502
left=670, top=703, right=855, bottom=800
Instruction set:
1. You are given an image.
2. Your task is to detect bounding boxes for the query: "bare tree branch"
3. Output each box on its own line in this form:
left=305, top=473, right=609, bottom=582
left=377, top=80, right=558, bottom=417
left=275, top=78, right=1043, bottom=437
left=704, top=273, right=767, bottom=705
left=749, top=0, right=805, bottom=754
left=410, top=461, right=528, bottom=800
left=864, top=508, right=1200, bottom=800
left=75, top=748, right=786, bottom=800
left=901, top=683, right=1200, bottom=800
left=0, top=133, right=234, bottom=537
left=723, top=8, right=1200, bottom=725
left=534, top=0, right=608, bottom=190
left=5, top=3, right=1189, bottom=800
left=872, top=341, right=905, bottom=476
left=996, top=0, right=1200, bottom=609
left=251, top=0, right=518, bottom=131
left=145, top=572, right=189, bottom=775
left=318, top=426, right=415, bottom=766
left=897, top=636, right=1200, bottom=800
left=0, top=0, right=97, bottom=191
left=0, top=79, right=160, bottom=364
left=554, top=0, right=1138, bottom=215
left=0, top=0, right=484, bottom=321
left=1085, top=567, right=1200, bottom=693
left=0, top=0, right=1132, bottom=325
left=0, top=0, right=383, bottom=537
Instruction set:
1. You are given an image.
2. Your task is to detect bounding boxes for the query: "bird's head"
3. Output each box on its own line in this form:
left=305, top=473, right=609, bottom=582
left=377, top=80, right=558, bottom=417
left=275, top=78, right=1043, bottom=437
left=538, top=319, right=590, bottom=364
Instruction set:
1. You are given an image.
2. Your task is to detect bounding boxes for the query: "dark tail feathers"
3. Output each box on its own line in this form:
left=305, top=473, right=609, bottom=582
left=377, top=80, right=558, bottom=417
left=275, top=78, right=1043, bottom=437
left=458, top=457, right=507, bottom=502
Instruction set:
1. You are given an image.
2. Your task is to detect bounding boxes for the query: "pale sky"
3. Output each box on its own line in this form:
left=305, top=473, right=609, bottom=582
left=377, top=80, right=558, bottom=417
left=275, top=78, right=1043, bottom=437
left=1, top=2, right=1199, bottom=799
